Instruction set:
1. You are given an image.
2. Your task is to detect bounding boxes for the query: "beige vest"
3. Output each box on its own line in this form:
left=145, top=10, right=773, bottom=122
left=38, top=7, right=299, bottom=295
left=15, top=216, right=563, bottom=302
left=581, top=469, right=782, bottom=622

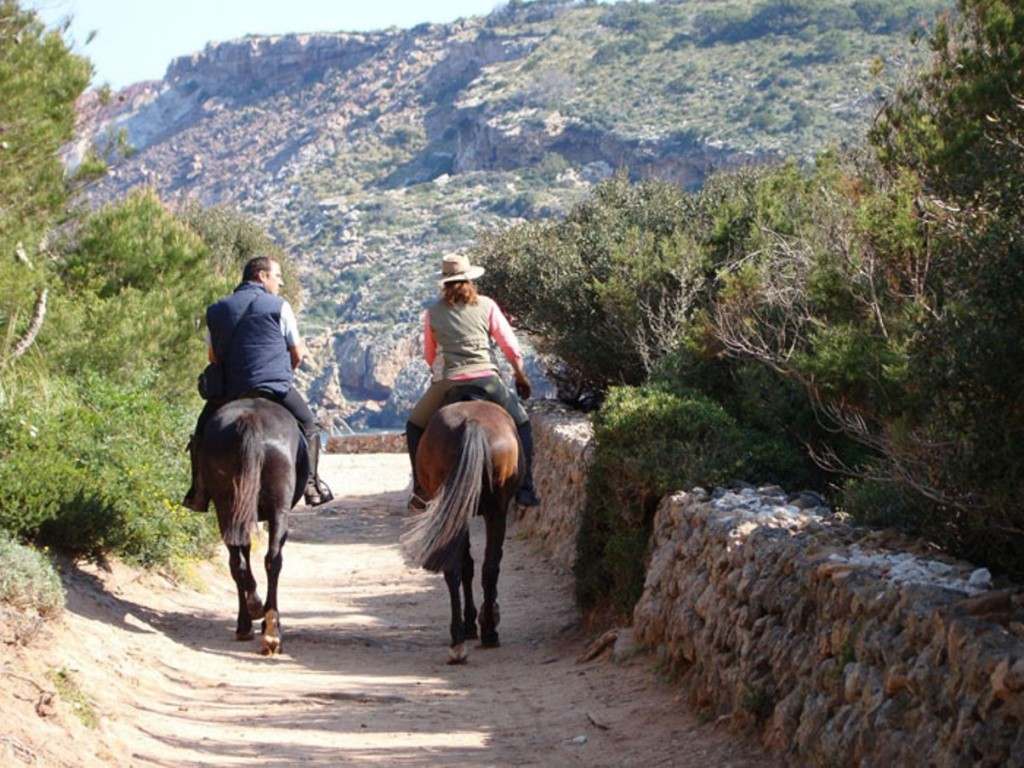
left=429, top=295, right=498, bottom=379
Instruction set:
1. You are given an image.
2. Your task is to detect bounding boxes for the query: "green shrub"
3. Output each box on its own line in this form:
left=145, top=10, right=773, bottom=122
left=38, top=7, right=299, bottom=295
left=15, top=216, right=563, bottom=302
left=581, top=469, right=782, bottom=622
left=574, top=377, right=812, bottom=616
left=652, top=343, right=825, bottom=487
left=45, top=190, right=221, bottom=397
left=840, top=476, right=922, bottom=532
left=0, top=373, right=218, bottom=565
left=476, top=172, right=713, bottom=399
left=575, top=382, right=749, bottom=616
left=0, top=531, right=64, bottom=617
left=0, top=3, right=90, bottom=371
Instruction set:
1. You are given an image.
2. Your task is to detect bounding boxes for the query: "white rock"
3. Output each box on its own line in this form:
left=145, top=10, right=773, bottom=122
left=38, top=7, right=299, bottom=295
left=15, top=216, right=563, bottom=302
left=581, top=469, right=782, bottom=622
left=968, top=568, right=992, bottom=589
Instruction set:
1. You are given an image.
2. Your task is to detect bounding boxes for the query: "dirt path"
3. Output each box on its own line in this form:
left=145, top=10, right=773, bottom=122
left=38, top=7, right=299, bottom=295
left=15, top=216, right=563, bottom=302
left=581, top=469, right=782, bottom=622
left=4, top=453, right=778, bottom=767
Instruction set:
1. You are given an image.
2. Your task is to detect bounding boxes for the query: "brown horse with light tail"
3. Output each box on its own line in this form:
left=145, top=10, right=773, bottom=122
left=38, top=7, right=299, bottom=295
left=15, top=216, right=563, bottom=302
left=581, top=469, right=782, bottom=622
left=402, top=399, right=524, bottom=664
left=202, top=398, right=310, bottom=655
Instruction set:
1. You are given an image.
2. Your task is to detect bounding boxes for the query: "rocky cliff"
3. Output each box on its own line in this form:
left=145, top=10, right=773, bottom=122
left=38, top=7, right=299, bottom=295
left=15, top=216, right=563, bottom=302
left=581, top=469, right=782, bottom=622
left=67, top=0, right=939, bottom=430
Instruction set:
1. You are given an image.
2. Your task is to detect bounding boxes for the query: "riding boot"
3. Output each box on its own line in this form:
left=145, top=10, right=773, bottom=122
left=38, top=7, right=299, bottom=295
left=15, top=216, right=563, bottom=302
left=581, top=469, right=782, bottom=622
left=304, top=433, right=334, bottom=507
left=182, top=434, right=210, bottom=512
left=406, top=421, right=427, bottom=511
left=515, top=421, right=542, bottom=507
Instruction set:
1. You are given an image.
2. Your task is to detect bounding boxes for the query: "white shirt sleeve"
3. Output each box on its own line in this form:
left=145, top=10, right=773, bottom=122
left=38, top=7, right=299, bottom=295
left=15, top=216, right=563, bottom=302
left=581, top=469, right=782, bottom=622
left=280, top=301, right=302, bottom=348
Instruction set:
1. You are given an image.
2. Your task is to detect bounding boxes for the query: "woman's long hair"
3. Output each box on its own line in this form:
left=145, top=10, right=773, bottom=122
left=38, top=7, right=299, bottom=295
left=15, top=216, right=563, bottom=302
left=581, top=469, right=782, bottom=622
left=442, top=280, right=478, bottom=307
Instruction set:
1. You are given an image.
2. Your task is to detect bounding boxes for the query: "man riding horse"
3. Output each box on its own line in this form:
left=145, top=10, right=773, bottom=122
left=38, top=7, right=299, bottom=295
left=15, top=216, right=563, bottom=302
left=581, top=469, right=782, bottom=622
left=183, top=255, right=333, bottom=511
left=405, top=253, right=542, bottom=511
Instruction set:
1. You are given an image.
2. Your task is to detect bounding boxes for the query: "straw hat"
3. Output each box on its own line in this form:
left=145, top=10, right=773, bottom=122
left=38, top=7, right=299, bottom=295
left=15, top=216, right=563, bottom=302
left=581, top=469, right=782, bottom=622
left=439, top=253, right=485, bottom=283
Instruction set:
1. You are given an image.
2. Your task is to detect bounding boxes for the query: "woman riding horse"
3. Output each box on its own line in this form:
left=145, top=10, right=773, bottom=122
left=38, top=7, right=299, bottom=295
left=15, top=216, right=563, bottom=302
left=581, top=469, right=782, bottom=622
left=405, top=253, right=542, bottom=511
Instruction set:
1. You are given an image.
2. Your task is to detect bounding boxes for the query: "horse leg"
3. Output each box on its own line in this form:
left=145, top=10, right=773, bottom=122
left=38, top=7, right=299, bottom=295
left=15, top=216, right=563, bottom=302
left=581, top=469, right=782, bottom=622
left=479, top=509, right=506, bottom=648
left=239, top=544, right=266, bottom=620
left=443, top=567, right=468, bottom=664
left=461, top=540, right=478, bottom=640
left=228, top=545, right=261, bottom=641
left=444, top=530, right=471, bottom=664
left=260, top=517, right=288, bottom=656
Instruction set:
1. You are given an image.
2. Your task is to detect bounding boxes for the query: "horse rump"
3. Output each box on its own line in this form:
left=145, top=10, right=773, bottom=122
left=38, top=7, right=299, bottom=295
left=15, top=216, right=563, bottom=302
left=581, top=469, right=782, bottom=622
left=401, top=419, right=489, bottom=573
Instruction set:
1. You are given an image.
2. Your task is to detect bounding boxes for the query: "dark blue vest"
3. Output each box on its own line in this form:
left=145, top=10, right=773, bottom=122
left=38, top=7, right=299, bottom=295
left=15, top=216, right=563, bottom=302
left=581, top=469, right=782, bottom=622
left=206, top=282, right=293, bottom=399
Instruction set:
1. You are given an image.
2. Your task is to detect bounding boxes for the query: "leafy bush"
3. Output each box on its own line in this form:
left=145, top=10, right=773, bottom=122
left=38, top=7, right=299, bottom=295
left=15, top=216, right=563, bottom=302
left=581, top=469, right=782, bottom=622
left=871, top=0, right=1024, bottom=211
left=177, top=200, right=294, bottom=298
left=0, top=531, right=64, bottom=617
left=0, top=7, right=287, bottom=573
left=476, top=172, right=714, bottom=401
left=653, top=347, right=824, bottom=487
left=574, top=381, right=794, bottom=616
left=0, top=189, right=254, bottom=567
left=841, top=0, right=1024, bottom=577
left=45, top=190, right=220, bottom=395
left=0, top=373, right=218, bottom=565
left=841, top=477, right=923, bottom=532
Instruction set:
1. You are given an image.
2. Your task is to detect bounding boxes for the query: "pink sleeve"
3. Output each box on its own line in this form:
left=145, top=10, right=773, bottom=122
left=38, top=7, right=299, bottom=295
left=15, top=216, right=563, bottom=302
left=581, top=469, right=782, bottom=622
left=423, top=310, right=437, bottom=367
left=487, top=299, right=522, bottom=362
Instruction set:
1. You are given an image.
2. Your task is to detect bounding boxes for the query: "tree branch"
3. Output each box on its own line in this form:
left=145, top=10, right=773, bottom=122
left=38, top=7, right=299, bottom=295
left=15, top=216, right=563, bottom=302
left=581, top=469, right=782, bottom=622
left=10, top=288, right=47, bottom=362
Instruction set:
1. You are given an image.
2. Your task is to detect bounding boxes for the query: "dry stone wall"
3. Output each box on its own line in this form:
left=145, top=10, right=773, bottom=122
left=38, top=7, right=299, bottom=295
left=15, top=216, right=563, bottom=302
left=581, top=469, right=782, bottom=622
left=516, top=401, right=592, bottom=572
left=522, top=402, right=1024, bottom=767
left=326, top=432, right=405, bottom=454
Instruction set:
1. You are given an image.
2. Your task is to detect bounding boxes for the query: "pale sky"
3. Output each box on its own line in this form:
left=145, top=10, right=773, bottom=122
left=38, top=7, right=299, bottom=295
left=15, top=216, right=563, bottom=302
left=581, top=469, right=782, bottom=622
left=27, top=0, right=509, bottom=89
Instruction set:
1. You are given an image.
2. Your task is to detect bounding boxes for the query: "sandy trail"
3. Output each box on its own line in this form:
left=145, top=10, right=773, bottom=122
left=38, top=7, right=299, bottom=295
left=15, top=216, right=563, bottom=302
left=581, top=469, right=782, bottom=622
left=3, top=453, right=777, bottom=767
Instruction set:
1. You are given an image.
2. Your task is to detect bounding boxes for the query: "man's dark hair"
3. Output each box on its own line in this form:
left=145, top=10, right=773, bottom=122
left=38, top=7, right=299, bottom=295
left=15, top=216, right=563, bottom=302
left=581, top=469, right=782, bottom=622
left=243, top=256, right=275, bottom=282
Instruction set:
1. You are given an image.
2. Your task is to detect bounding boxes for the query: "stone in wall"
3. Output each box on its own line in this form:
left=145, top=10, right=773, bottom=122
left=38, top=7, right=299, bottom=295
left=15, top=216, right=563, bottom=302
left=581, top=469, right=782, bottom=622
left=516, top=401, right=593, bottom=573
left=632, top=486, right=1024, bottom=767
left=325, top=432, right=405, bottom=454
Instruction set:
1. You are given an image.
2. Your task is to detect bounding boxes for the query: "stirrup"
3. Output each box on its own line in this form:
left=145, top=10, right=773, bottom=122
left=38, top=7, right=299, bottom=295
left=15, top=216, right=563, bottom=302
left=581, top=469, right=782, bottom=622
left=316, top=478, right=334, bottom=504
left=408, top=492, right=428, bottom=512
left=305, top=478, right=334, bottom=507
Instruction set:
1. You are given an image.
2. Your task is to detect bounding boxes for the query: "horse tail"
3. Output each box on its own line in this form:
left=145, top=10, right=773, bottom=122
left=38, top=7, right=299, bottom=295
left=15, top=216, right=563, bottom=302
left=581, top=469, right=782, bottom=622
left=402, top=419, right=490, bottom=574
left=225, top=412, right=264, bottom=547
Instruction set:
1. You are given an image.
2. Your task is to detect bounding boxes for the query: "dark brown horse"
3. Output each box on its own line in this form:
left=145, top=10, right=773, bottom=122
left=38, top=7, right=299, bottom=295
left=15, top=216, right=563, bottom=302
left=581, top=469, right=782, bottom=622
left=402, top=399, right=523, bottom=663
left=202, top=398, right=310, bottom=655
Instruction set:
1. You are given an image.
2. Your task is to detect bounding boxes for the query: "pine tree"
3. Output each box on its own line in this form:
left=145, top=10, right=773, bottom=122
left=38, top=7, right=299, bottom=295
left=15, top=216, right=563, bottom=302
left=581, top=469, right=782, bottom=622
left=0, top=0, right=90, bottom=366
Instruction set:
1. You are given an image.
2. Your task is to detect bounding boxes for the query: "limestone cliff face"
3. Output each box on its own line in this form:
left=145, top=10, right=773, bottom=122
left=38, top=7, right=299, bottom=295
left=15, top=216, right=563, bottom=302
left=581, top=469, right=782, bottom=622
left=451, top=117, right=774, bottom=190
left=66, top=3, right=903, bottom=429
left=165, top=33, right=384, bottom=95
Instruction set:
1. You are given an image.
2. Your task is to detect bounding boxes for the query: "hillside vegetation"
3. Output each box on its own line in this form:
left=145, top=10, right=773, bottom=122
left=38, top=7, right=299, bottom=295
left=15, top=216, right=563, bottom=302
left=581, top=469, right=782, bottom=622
left=474, top=0, right=1024, bottom=609
left=69, top=0, right=948, bottom=429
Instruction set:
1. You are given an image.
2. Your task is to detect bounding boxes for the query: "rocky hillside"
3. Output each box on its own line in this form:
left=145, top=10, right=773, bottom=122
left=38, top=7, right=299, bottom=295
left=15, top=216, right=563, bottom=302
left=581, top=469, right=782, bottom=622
left=67, top=0, right=946, bottom=431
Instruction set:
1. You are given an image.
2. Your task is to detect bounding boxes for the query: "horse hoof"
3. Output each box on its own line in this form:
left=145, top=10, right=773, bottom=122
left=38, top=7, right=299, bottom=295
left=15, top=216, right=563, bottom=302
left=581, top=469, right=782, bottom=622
left=447, top=644, right=468, bottom=664
left=247, top=594, right=265, bottom=620
left=481, top=633, right=500, bottom=649
left=236, top=628, right=255, bottom=642
left=261, top=610, right=281, bottom=655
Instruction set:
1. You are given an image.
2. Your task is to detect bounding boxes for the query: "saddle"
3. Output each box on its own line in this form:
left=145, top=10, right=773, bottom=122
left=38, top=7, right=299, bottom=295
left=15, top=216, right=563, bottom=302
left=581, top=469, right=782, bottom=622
left=441, top=383, right=491, bottom=406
